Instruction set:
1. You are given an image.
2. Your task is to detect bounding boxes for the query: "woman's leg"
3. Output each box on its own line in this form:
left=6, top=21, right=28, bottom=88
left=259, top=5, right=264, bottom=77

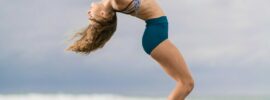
left=150, top=39, right=194, bottom=100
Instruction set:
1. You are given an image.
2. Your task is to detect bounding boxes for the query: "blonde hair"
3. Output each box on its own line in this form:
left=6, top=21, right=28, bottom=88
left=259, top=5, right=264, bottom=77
left=66, top=12, right=117, bottom=55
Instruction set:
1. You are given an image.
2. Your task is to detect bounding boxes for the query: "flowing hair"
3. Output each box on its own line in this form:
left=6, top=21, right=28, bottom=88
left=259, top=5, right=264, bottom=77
left=66, top=12, right=117, bottom=55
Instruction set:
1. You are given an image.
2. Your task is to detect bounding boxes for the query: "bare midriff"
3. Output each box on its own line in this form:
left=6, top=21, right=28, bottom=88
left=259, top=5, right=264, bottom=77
left=112, top=0, right=165, bottom=20
left=132, top=0, right=165, bottom=20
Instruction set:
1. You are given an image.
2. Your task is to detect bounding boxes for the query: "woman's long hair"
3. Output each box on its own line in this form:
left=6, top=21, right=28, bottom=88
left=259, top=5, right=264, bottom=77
left=66, top=12, right=117, bottom=55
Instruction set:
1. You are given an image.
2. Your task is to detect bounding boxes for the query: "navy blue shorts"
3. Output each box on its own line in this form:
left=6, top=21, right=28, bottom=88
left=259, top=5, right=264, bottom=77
left=142, top=16, right=169, bottom=55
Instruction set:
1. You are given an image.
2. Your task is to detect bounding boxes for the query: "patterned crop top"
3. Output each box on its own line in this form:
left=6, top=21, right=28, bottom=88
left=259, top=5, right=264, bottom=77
left=114, top=0, right=141, bottom=14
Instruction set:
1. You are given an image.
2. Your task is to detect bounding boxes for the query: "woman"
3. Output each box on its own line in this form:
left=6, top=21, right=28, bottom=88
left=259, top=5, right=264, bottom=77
left=66, top=0, right=194, bottom=99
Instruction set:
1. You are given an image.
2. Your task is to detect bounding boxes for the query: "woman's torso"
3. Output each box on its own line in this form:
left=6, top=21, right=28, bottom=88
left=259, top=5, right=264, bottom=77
left=111, top=0, right=165, bottom=20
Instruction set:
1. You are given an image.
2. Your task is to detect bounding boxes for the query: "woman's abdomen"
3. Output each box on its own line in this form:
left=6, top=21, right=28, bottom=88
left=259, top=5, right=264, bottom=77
left=134, top=0, right=165, bottom=20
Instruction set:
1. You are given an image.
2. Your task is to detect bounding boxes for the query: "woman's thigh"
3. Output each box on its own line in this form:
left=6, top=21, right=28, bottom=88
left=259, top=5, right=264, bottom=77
left=150, top=39, right=193, bottom=81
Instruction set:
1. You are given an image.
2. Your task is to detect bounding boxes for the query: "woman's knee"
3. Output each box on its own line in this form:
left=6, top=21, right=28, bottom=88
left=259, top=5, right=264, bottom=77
left=177, top=78, right=195, bottom=92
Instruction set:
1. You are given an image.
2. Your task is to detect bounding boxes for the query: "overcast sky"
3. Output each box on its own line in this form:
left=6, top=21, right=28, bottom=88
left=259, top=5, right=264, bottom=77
left=0, top=0, right=269, bottom=97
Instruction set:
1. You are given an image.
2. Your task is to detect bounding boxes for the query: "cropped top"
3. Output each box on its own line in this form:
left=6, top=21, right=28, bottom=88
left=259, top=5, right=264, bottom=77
left=114, top=0, right=141, bottom=15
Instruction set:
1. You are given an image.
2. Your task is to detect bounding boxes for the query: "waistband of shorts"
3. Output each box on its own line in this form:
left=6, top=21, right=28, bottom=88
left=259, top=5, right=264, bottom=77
left=145, top=16, right=168, bottom=25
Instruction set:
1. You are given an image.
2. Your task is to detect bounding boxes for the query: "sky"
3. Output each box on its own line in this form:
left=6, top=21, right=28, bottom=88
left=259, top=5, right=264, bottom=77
left=0, top=0, right=270, bottom=97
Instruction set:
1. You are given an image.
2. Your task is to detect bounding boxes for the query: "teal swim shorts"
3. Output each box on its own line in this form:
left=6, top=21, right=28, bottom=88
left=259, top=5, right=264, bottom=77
left=142, top=16, right=168, bottom=55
